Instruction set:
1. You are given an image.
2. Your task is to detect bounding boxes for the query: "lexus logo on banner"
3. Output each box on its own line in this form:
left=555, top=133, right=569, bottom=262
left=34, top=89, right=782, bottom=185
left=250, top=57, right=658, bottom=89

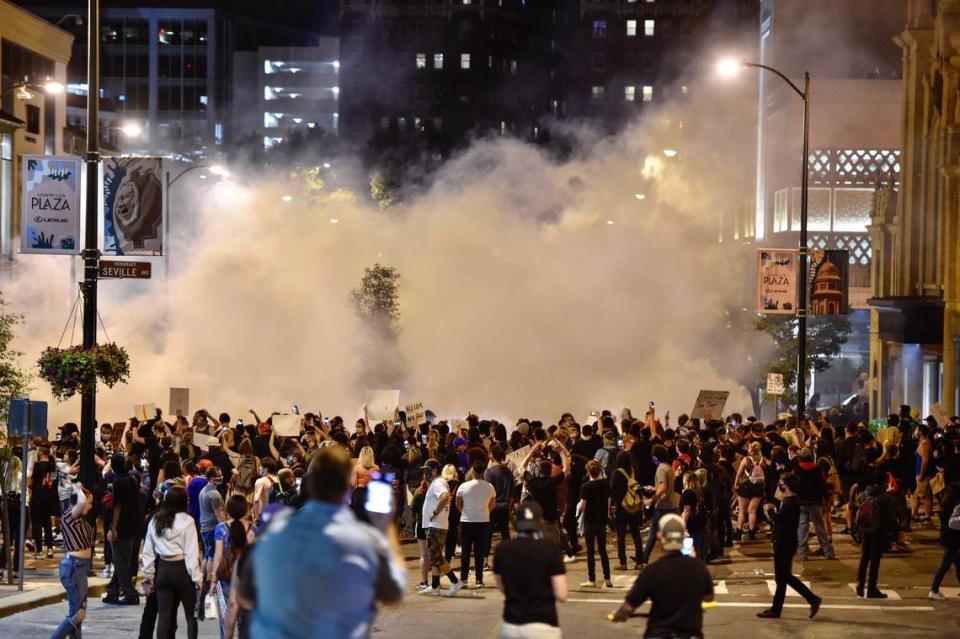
left=103, top=157, right=164, bottom=256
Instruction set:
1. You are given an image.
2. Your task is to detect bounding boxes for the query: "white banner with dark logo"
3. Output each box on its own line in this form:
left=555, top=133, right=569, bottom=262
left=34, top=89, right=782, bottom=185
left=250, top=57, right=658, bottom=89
left=103, top=157, right=164, bottom=256
left=757, top=248, right=798, bottom=315
left=20, top=155, right=81, bottom=255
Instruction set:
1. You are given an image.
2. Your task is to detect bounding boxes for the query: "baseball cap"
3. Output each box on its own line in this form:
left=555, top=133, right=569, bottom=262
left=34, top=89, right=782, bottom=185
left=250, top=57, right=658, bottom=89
left=515, top=501, right=543, bottom=532
left=659, top=513, right=687, bottom=551
left=421, top=458, right=441, bottom=472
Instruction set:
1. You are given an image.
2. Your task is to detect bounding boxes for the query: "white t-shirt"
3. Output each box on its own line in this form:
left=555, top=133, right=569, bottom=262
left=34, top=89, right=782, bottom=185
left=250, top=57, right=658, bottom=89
left=56, top=461, right=75, bottom=501
left=457, top=479, right=495, bottom=523
left=422, top=477, right=450, bottom=530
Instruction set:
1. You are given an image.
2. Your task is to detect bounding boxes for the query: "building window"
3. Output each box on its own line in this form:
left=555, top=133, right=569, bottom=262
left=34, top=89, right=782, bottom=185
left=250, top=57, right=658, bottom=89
left=461, top=53, right=471, bottom=69
left=642, top=85, right=653, bottom=101
left=625, top=85, right=636, bottom=101
left=434, top=53, right=444, bottom=69
left=591, top=85, right=605, bottom=100
left=416, top=53, right=427, bottom=69
left=627, top=20, right=637, bottom=37
left=644, top=19, right=655, bottom=36
left=593, top=20, right=607, bottom=38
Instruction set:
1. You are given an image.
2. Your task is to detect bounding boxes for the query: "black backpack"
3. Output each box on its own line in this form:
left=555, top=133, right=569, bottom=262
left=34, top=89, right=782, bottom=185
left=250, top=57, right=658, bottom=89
left=270, top=480, right=298, bottom=507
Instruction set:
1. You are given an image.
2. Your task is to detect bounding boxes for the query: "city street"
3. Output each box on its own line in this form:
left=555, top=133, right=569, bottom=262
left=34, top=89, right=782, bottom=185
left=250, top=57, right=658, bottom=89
left=3, top=525, right=959, bottom=638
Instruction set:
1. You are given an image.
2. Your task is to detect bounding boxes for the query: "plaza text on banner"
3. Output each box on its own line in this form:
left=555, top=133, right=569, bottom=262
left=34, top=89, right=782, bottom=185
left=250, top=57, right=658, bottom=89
left=20, top=156, right=81, bottom=255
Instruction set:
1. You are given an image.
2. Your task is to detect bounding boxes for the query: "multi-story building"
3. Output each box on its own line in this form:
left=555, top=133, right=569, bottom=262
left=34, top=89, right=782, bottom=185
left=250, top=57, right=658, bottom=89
left=744, top=0, right=905, bottom=409
left=232, top=41, right=340, bottom=150
left=0, top=0, right=71, bottom=261
left=20, top=1, right=321, bottom=157
left=869, top=1, right=960, bottom=418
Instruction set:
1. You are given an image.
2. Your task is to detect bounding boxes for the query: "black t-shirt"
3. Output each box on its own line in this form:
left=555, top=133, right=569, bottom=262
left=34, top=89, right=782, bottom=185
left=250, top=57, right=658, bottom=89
left=30, top=459, right=58, bottom=504
left=579, top=479, right=611, bottom=527
left=493, top=536, right=566, bottom=627
left=626, top=551, right=713, bottom=638
left=252, top=434, right=271, bottom=459
left=524, top=472, right=563, bottom=522
left=112, top=473, right=142, bottom=538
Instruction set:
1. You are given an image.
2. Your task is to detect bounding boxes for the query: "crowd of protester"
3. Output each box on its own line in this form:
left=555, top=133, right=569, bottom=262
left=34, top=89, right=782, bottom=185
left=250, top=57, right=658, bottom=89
left=2, top=402, right=960, bottom=638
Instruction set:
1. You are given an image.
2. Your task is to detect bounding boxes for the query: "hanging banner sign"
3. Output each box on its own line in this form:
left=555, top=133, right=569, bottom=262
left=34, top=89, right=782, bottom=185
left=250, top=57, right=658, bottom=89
left=20, top=155, right=81, bottom=255
left=808, top=249, right=849, bottom=315
left=103, top=157, right=164, bottom=256
left=766, top=373, right=785, bottom=396
left=757, top=248, right=798, bottom=314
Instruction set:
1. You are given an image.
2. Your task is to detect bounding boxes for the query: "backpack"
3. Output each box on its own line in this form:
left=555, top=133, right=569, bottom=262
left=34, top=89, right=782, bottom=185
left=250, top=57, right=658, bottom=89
left=597, top=446, right=617, bottom=479
left=617, top=468, right=643, bottom=515
left=748, top=458, right=765, bottom=484
left=269, top=481, right=298, bottom=507
left=856, top=492, right=881, bottom=533
left=234, top=457, right=257, bottom=493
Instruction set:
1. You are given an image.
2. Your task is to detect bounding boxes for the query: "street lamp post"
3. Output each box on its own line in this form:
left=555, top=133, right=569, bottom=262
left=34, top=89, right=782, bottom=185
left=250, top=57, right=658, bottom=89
left=79, top=0, right=100, bottom=486
left=719, top=59, right=811, bottom=421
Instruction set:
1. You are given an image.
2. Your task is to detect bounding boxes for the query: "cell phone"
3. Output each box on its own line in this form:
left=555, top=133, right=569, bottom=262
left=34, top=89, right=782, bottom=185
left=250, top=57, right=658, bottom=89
left=393, top=421, right=402, bottom=428
left=404, top=440, right=410, bottom=449
left=649, top=401, right=655, bottom=409
left=617, top=438, right=624, bottom=448
left=421, top=435, right=428, bottom=444
left=365, top=479, right=393, bottom=514
left=292, top=404, right=300, bottom=416
left=681, top=537, right=694, bottom=557
left=238, top=418, right=244, bottom=426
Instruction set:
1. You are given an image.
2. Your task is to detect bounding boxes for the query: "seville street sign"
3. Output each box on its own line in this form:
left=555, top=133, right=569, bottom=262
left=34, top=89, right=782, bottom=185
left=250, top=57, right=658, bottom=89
left=99, top=260, right=152, bottom=279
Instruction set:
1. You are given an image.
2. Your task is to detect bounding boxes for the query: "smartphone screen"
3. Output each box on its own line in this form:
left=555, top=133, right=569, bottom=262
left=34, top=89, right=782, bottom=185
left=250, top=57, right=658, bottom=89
left=292, top=404, right=300, bottom=415
left=404, top=441, right=410, bottom=449
left=617, top=439, right=624, bottom=448
left=681, top=537, right=694, bottom=557
left=365, top=480, right=393, bottom=514
left=421, top=435, right=428, bottom=444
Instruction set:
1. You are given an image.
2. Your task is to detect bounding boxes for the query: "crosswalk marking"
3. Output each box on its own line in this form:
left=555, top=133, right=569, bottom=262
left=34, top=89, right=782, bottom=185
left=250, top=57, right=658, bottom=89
left=565, top=598, right=935, bottom=612
left=935, top=587, right=960, bottom=598
left=765, top=579, right=812, bottom=597
left=847, top=584, right=901, bottom=600
left=714, top=580, right=729, bottom=595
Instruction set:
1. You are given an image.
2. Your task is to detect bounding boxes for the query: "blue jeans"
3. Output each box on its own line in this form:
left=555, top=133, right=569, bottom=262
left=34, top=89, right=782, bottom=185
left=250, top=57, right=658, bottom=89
left=797, top=504, right=834, bottom=558
left=643, top=509, right=676, bottom=563
left=50, top=556, right=89, bottom=639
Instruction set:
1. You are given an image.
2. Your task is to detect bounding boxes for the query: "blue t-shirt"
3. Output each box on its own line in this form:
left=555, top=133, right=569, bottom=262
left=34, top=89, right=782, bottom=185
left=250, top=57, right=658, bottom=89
left=187, top=477, right=207, bottom=523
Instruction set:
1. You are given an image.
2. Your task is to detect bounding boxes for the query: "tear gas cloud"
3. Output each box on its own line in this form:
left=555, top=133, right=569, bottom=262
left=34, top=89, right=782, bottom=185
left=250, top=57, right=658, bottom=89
left=7, top=74, right=768, bottom=428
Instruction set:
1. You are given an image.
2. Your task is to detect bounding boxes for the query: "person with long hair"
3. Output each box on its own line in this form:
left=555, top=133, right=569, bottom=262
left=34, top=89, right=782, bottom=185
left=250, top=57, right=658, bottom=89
left=231, top=439, right=260, bottom=506
left=735, top=442, right=767, bottom=540
left=412, top=476, right=432, bottom=590
left=929, top=482, right=960, bottom=600
left=49, top=482, right=94, bottom=639
left=142, top=485, right=202, bottom=639
left=213, top=495, right=256, bottom=638
left=350, top=446, right=380, bottom=520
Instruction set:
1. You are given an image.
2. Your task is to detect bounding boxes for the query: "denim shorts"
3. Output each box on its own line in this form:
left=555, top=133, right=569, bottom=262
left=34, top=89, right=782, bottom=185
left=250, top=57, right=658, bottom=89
left=201, top=530, right=216, bottom=560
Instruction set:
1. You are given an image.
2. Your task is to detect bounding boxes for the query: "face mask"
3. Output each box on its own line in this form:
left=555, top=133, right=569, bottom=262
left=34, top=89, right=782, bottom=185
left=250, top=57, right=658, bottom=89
left=651, top=457, right=659, bottom=465
left=101, top=435, right=110, bottom=442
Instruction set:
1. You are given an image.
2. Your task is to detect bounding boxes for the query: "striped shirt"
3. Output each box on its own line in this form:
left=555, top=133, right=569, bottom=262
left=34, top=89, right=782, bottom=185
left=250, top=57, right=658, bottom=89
left=61, top=508, right=95, bottom=553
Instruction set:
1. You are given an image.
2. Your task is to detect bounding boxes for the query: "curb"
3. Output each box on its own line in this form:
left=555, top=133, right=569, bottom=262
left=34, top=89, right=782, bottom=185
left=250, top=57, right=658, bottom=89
left=0, top=579, right=110, bottom=619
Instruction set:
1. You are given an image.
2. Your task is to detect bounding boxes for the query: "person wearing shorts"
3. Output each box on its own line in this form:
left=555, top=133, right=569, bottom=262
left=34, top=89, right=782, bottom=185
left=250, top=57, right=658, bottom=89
left=420, top=459, right=462, bottom=596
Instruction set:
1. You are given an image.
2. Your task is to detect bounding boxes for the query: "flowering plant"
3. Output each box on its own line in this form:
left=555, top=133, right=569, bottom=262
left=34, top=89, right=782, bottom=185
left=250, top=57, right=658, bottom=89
left=37, top=343, right=130, bottom=401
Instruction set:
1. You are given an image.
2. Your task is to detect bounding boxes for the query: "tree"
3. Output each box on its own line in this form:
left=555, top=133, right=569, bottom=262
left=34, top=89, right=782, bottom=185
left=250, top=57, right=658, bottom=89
left=754, top=314, right=852, bottom=412
left=351, top=264, right=404, bottom=388
left=0, top=294, right=31, bottom=584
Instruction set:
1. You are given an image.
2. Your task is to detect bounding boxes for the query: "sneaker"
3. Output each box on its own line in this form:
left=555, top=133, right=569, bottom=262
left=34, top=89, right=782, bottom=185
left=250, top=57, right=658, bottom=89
left=446, top=581, right=465, bottom=597
left=418, top=587, right=440, bottom=596
left=579, top=580, right=599, bottom=588
left=866, top=589, right=888, bottom=599
left=563, top=554, right=578, bottom=564
left=604, top=580, right=614, bottom=588
left=756, top=609, right=780, bottom=619
left=46, top=549, right=54, bottom=559
left=99, top=566, right=112, bottom=578
left=809, top=595, right=822, bottom=619
left=415, top=582, right=429, bottom=591
left=101, top=594, right=120, bottom=605
left=928, top=590, right=946, bottom=601
left=119, top=596, right=140, bottom=606
left=31, top=552, right=42, bottom=561
left=475, top=581, right=485, bottom=589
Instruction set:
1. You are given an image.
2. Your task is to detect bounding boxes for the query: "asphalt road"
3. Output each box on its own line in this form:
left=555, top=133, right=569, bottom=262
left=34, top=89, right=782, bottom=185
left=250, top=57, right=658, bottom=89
left=3, top=525, right=960, bottom=639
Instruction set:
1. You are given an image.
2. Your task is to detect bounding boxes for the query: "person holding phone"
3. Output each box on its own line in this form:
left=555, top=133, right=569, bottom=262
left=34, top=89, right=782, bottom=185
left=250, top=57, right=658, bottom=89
left=757, top=472, right=822, bottom=619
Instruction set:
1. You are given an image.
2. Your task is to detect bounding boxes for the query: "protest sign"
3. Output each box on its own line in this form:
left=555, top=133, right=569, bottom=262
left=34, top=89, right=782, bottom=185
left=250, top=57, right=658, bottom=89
left=364, top=389, right=400, bottom=421
left=169, top=388, right=190, bottom=416
left=20, top=155, right=81, bottom=255
left=505, top=445, right=531, bottom=469
left=930, top=403, right=950, bottom=428
left=691, top=391, right=729, bottom=421
left=134, top=403, right=157, bottom=422
left=273, top=414, right=302, bottom=437
left=757, top=249, right=798, bottom=314
left=193, top=433, right=217, bottom=451
left=103, top=157, right=164, bottom=255
left=766, top=373, right=785, bottom=396
left=405, top=401, right=426, bottom=426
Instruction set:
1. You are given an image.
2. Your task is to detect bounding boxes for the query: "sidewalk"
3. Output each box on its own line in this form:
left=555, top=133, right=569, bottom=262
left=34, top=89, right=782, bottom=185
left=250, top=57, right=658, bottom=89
left=0, top=554, right=111, bottom=618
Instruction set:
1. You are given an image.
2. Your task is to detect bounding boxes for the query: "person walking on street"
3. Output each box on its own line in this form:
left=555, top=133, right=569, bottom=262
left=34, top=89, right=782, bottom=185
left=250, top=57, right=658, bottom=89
left=642, top=446, right=680, bottom=563
left=457, top=455, right=496, bottom=588
left=611, top=452, right=643, bottom=570
left=929, top=481, right=960, bottom=600
left=493, top=501, right=569, bottom=639
left=855, top=472, right=898, bottom=598
left=485, top=445, right=515, bottom=549
left=757, top=472, right=822, bottom=619
left=577, top=460, right=613, bottom=588
left=103, top=453, right=141, bottom=605
left=421, top=458, right=464, bottom=596
left=610, top=514, right=714, bottom=637
left=49, top=481, right=94, bottom=639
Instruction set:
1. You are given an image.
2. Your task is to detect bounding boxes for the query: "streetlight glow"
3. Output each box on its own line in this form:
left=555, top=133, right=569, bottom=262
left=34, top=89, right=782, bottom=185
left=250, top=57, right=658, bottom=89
left=120, top=122, right=142, bottom=138
left=42, top=79, right=65, bottom=94
left=208, top=164, right=229, bottom=177
left=716, top=58, right=743, bottom=77
left=662, top=148, right=678, bottom=158
left=282, top=195, right=293, bottom=202
left=634, top=193, right=646, bottom=200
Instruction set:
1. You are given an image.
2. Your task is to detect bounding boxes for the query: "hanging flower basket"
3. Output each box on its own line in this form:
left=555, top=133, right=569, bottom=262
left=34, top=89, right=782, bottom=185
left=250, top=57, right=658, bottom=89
left=37, top=343, right=131, bottom=401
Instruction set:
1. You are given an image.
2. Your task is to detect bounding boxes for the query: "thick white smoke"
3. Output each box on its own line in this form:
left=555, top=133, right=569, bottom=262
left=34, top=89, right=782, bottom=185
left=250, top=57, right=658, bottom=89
left=5, top=82, right=765, bottom=428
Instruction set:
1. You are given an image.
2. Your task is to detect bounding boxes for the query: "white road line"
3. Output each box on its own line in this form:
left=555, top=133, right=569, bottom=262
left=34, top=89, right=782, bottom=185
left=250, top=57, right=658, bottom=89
left=566, top=598, right=934, bottom=611
left=714, top=580, right=729, bottom=595
left=847, top=584, right=901, bottom=600
left=765, top=579, right=812, bottom=597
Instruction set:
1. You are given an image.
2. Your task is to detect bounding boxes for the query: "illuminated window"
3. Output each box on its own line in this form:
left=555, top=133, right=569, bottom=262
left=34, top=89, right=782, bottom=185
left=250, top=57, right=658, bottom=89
left=644, top=19, right=655, bottom=36
left=642, top=85, right=653, bottom=101
left=591, top=85, right=605, bottom=100
left=461, top=53, right=470, bottom=69
left=434, top=53, right=444, bottom=69
left=416, top=53, right=427, bottom=69
left=593, top=20, right=607, bottom=38
left=625, top=85, right=636, bottom=101
left=627, top=20, right=637, bottom=37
